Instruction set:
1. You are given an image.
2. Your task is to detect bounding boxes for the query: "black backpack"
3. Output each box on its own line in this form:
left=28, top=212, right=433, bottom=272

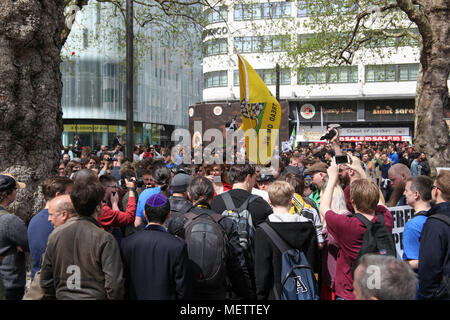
left=183, top=211, right=228, bottom=292
left=427, top=213, right=450, bottom=299
left=220, top=192, right=259, bottom=251
left=346, top=212, right=397, bottom=274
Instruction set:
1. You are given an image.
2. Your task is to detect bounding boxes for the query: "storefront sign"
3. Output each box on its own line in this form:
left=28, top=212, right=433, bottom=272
left=213, top=106, right=223, bottom=116
left=300, top=103, right=315, bottom=119
left=77, top=124, right=93, bottom=132
left=340, top=127, right=410, bottom=136
left=339, top=136, right=402, bottom=142
left=372, top=105, right=415, bottom=115
left=322, top=107, right=355, bottom=115
left=64, top=124, right=77, bottom=132
left=93, top=125, right=107, bottom=133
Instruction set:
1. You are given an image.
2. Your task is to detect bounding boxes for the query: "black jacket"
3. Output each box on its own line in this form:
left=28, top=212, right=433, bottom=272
left=120, top=224, right=189, bottom=300
left=255, top=219, right=319, bottom=300
left=418, top=202, right=450, bottom=300
left=184, top=205, right=254, bottom=300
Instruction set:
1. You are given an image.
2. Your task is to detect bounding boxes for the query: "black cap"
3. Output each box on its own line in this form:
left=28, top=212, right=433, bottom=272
left=0, top=174, right=26, bottom=192
left=171, top=173, right=192, bottom=193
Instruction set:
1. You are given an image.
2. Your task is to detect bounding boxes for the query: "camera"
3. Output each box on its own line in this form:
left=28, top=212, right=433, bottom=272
left=120, top=176, right=140, bottom=189
left=333, top=155, right=350, bottom=164
left=320, top=128, right=337, bottom=141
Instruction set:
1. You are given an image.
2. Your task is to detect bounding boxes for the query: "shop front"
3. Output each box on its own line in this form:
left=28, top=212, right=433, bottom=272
left=62, top=121, right=175, bottom=151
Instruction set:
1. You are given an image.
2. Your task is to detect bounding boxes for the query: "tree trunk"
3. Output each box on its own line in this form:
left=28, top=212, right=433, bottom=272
left=398, top=0, right=450, bottom=178
left=0, top=1, right=65, bottom=222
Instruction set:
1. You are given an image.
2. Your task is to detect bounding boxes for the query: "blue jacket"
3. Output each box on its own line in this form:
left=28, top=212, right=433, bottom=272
left=388, top=151, right=399, bottom=164
left=27, top=209, right=53, bottom=280
left=120, top=224, right=189, bottom=300
left=418, top=202, right=450, bottom=300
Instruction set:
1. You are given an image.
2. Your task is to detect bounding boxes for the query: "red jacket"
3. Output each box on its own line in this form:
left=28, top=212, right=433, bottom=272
left=98, top=195, right=136, bottom=230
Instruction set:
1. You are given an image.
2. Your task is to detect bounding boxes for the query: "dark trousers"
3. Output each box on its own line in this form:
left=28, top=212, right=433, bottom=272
left=5, top=287, right=25, bottom=300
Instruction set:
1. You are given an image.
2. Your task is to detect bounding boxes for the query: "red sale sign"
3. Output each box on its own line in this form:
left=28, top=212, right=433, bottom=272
left=339, top=136, right=402, bottom=142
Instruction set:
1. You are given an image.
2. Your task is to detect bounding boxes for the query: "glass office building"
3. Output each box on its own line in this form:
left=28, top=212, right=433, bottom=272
left=61, top=1, right=202, bottom=150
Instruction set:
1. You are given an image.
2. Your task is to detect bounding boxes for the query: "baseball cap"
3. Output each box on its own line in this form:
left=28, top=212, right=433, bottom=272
left=0, top=174, right=26, bottom=192
left=304, top=162, right=329, bottom=175
left=171, top=173, right=192, bottom=193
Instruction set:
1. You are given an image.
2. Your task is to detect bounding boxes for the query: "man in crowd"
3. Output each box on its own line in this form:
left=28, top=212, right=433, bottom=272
left=98, top=175, right=136, bottom=234
left=166, top=173, right=193, bottom=237
left=388, top=145, right=399, bottom=164
left=353, top=254, right=417, bottom=300
left=319, top=164, right=393, bottom=300
left=27, top=176, right=73, bottom=280
left=120, top=193, right=189, bottom=299
left=186, top=176, right=254, bottom=299
left=0, top=174, right=28, bottom=300
left=304, top=161, right=329, bottom=210
left=40, top=180, right=124, bottom=299
left=387, top=163, right=411, bottom=206
left=402, top=176, right=433, bottom=271
left=418, top=169, right=450, bottom=300
left=255, top=181, right=319, bottom=300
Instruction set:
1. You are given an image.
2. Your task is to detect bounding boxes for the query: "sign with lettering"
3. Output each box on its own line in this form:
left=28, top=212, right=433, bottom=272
left=372, top=105, right=415, bottom=115
left=202, top=26, right=228, bottom=39
left=340, top=127, right=410, bottom=136
left=300, top=103, right=315, bottom=119
left=339, top=136, right=403, bottom=142
left=389, top=205, right=416, bottom=260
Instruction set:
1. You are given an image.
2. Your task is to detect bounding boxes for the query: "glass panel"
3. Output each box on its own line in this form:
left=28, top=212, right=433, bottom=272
left=234, top=70, right=239, bottom=86
left=262, top=36, right=272, bottom=52
left=385, top=65, right=396, bottom=81
left=409, top=64, right=418, bottom=80
left=297, top=0, right=307, bottom=17
left=242, top=37, right=252, bottom=52
left=338, top=67, right=349, bottom=83
left=399, top=65, right=409, bottom=81
left=281, top=69, right=291, bottom=85
left=365, top=66, right=375, bottom=82
left=316, top=69, right=326, bottom=83
left=305, top=69, right=316, bottom=84
left=234, top=5, right=243, bottom=20
left=328, top=68, right=338, bottom=83
left=374, top=66, right=385, bottom=81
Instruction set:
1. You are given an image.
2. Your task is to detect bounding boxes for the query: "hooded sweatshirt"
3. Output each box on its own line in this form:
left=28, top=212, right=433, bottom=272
left=255, top=211, right=319, bottom=300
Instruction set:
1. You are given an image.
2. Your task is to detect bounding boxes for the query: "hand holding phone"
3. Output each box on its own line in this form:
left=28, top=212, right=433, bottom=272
left=333, top=155, right=350, bottom=164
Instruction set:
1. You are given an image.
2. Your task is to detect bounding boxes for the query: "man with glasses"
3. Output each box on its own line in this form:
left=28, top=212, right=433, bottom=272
left=98, top=175, right=137, bottom=236
left=304, top=161, right=329, bottom=210
left=418, top=170, right=450, bottom=300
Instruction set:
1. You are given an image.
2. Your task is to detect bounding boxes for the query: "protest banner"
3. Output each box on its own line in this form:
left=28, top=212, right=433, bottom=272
left=388, top=205, right=416, bottom=260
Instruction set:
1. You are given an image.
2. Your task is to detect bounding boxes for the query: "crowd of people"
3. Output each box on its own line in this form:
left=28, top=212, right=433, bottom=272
left=0, top=131, right=449, bottom=301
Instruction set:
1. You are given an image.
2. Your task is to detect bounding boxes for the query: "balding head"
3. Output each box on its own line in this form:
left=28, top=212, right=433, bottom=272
left=48, top=194, right=77, bottom=228
left=388, top=164, right=411, bottom=189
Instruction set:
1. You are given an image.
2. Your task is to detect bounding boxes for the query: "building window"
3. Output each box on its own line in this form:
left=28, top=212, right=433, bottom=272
left=234, top=36, right=290, bottom=53
left=297, top=0, right=357, bottom=17
left=298, top=66, right=358, bottom=84
left=203, top=38, right=228, bottom=57
left=365, top=64, right=418, bottom=82
left=363, top=28, right=420, bottom=48
left=234, top=68, right=291, bottom=86
left=204, top=70, right=228, bottom=88
left=83, top=29, right=89, bottom=49
left=204, top=6, right=228, bottom=24
left=234, top=2, right=291, bottom=21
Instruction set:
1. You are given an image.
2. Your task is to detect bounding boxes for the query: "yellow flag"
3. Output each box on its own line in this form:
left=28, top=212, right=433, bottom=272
left=237, top=52, right=281, bottom=164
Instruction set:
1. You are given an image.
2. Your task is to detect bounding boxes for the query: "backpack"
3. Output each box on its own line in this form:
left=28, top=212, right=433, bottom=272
left=346, top=212, right=396, bottom=274
left=220, top=192, right=258, bottom=251
left=183, top=211, right=228, bottom=291
left=260, top=222, right=319, bottom=300
left=428, top=213, right=450, bottom=299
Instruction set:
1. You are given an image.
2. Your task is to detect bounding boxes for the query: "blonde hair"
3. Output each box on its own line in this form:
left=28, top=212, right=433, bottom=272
left=350, top=179, right=379, bottom=213
left=268, top=180, right=294, bottom=208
